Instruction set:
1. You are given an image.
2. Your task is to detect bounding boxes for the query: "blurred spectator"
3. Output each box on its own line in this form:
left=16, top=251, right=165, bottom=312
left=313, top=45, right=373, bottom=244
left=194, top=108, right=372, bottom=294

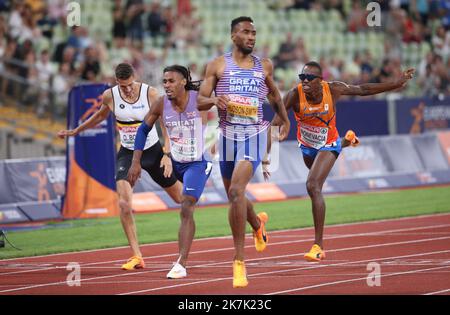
left=161, top=4, right=174, bottom=41
left=328, top=55, right=344, bottom=80
left=319, top=56, right=333, bottom=81
left=52, top=62, right=74, bottom=116
left=35, top=49, right=54, bottom=87
left=147, top=1, right=164, bottom=39
left=78, top=26, right=93, bottom=52
left=112, top=0, right=127, bottom=39
left=0, top=0, right=11, bottom=12
left=19, top=4, right=42, bottom=44
left=274, top=32, right=297, bottom=69
left=254, top=43, right=271, bottom=60
left=343, top=53, right=362, bottom=83
left=289, top=0, right=312, bottom=10
left=402, top=13, right=424, bottom=43
left=347, top=1, right=367, bottom=33
left=177, top=0, right=192, bottom=17
left=170, top=13, right=202, bottom=49
left=66, top=26, right=83, bottom=60
left=140, top=49, right=164, bottom=89
left=432, top=25, right=450, bottom=60
left=417, top=63, right=440, bottom=97
left=108, top=36, right=133, bottom=69
left=125, top=0, right=145, bottom=48
left=188, top=62, right=200, bottom=81
left=8, top=1, right=24, bottom=40
left=0, top=15, right=7, bottom=39
left=360, top=50, right=375, bottom=75
left=47, top=0, right=67, bottom=20
left=293, top=36, right=309, bottom=68
left=411, top=0, right=430, bottom=25
left=79, top=47, right=101, bottom=82
left=37, top=5, right=58, bottom=40
left=267, top=0, right=294, bottom=10
left=60, top=46, right=77, bottom=75
left=432, top=54, right=449, bottom=94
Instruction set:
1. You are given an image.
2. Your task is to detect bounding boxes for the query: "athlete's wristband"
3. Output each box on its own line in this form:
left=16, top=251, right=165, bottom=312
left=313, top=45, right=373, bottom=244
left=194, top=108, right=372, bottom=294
left=134, top=122, right=153, bottom=151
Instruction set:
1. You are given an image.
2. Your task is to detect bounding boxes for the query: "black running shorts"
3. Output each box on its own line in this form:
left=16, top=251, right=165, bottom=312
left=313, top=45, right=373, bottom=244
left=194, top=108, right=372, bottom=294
left=116, top=142, right=177, bottom=188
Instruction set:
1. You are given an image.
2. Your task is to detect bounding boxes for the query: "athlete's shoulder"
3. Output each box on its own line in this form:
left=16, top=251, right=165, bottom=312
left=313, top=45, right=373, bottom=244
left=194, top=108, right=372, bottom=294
left=208, top=55, right=226, bottom=67
left=326, top=80, right=341, bottom=90
left=102, top=87, right=113, bottom=101
left=260, top=57, right=273, bottom=66
left=147, top=85, right=160, bottom=97
left=260, top=57, right=274, bottom=73
left=205, top=55, right=226, bottom=78
left=287, top=85, right=300, bottom=99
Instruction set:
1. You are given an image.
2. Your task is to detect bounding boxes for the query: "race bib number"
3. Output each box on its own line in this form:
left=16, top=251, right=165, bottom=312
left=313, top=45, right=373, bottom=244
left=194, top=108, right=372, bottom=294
left=118, top=125, right=139, bottom=149
left=226, top=95, right=259, bottom=125
left=171, top=137, right=198, bottom=162
left=300, top=124, right=328, bottom=149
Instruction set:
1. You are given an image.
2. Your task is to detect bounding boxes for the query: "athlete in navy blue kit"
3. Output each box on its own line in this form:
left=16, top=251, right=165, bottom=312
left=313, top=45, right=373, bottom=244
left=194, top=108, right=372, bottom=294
left=128, top=65, right=211, bottom=279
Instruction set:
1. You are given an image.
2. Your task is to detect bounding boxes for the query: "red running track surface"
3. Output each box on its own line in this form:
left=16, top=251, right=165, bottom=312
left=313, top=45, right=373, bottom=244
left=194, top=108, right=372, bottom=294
left=1, top=213, right=450, bottom=295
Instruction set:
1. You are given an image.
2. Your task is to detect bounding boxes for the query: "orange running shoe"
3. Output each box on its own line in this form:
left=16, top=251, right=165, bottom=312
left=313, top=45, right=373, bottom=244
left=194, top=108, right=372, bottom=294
left=121, top=256, right=145, bottom=270
left=304, top=244, right=326, bottom=262
left=345, top=130, right=360, bottom=147
left=232, top=260, right=248, bottom=288
left=253, top=212, right=269, bottom=252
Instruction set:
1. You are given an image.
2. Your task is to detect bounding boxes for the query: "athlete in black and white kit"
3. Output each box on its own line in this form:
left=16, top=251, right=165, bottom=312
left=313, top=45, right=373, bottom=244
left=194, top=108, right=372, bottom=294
left=58, top=63, right=182, bottom=270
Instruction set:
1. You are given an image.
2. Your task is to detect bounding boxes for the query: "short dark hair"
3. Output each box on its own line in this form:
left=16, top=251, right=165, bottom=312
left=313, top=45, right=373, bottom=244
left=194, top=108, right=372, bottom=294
left=231, top=16, right=253, bottom=33
left=303, top=61, right=322, bottom=75
left=115, top=63, right=134, bottom=80
left=163, top=65, right=201, bottom=91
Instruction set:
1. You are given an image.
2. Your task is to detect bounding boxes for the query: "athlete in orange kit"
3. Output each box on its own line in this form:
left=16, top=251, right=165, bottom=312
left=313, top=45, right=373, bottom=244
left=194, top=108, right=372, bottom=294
left=272, top=61, right=414, bottom=261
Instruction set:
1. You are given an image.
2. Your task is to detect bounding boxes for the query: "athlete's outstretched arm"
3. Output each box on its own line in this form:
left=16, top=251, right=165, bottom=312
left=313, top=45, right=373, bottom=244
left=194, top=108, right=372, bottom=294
left=197, top=57, right=229, bottom=111
left=127, top=96, right=164, bottom=186
left=271, top=87, right=299, bottom=127
left=263, top=58, right=290, bottom=141
left=57, top=89, right=113, bottom=138
left=330, top=68, right=415, bottom=99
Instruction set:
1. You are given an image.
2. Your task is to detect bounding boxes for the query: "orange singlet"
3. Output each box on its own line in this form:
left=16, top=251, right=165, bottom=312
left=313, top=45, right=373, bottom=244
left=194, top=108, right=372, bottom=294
left=294, top=81, right=339, bottom=149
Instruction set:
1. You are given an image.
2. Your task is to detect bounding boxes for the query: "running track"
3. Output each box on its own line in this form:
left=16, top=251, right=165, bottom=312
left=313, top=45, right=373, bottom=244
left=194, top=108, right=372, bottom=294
left=1, top=213, right=450, bottom=295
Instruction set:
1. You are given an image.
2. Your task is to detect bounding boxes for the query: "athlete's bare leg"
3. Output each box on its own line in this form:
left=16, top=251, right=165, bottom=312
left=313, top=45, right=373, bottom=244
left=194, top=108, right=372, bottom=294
left=116, top=179, right=141, bottom=257
left=177, top=194, right=196, bottom=267
left=227, top=161, right=254, bottom=261
left=163, top=181, right=183, bottom=204
left=222, top=177, right=260, bottom=232
left=305, top=151, right=338, bottom=249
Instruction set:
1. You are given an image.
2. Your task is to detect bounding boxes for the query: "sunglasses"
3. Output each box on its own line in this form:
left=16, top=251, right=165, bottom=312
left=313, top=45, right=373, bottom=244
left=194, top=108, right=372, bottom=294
left=298, top=73, right=322, bottom=81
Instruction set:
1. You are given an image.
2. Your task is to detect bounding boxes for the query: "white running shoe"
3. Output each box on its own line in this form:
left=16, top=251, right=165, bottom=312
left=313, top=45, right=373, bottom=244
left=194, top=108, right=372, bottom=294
left=166, top=262, right=187, bottom=279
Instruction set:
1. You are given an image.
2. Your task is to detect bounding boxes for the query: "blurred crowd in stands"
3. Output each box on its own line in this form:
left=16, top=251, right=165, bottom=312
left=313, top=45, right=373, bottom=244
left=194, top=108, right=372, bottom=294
left=0, top=0, right=449, bottom=120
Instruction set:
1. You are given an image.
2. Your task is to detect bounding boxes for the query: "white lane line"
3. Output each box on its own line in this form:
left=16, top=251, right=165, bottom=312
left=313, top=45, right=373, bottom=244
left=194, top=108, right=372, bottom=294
left=423, top=288, right=450, bottom=295
left=2, top=224, right=450, bottom=294
left=2, top=222, right=450, bottom=277
left=267, top=265, right=450, bottom=295
left=2, top=212, right=449, bottom=261
left=118, top=240, right=450, bottom=295
left=3, top=236, right=450, bottom=294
